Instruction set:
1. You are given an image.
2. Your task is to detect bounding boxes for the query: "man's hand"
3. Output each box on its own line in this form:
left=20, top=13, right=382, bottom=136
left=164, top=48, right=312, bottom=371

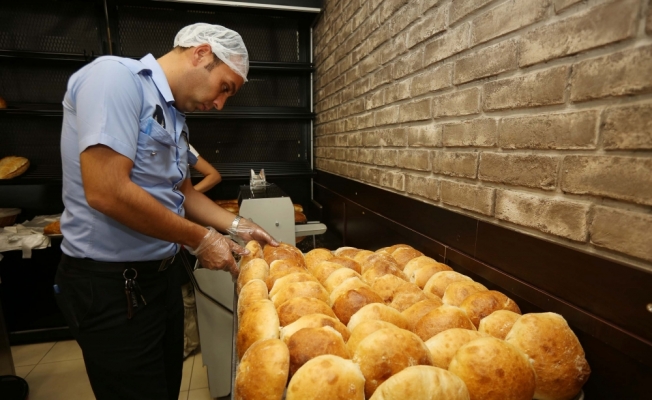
left=236, top=218, right=280, bottom=247
left=194, top=227, right=249, bottom=278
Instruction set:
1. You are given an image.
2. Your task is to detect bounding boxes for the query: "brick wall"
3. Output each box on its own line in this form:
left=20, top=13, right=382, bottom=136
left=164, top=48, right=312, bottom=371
left=313, top=0, right=652, bottom=271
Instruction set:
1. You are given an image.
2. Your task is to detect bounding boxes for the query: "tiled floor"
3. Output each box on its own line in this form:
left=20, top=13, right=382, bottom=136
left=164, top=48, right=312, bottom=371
left=10, top=341, right=229, bottom=400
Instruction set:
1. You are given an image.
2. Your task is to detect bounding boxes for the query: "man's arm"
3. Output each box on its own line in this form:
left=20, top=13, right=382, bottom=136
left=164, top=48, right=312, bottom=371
left=180, top=177, right=237, bottom=230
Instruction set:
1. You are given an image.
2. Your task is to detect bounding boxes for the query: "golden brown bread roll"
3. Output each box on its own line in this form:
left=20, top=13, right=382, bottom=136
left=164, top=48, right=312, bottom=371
left=269, top=272, right=319, bottom=299
left=323, top=268, right=362, bottom=293
left=478, top=309, right=521, bottom=340
left=362, top=262, right=407, bottom=286
left=264, top=242, right=306, bottom=268
left=287, top=326, right=349, bottom=377
left=43, top=220, right=61, bottom=235
left=270, top=281, right=329, bottom=309
left=346, top=320, right=398, bottom=355
left=360, top=253, right=400, bottom=274
left=294, top=210, right=307, bottom=224
left=425, top=328, right=489, bottom=369
left=401, top=298, right=443, bottom=332
left=0, top=156, right=29, bottom=180
left=353, top=250, right=375, bottom=265
left=459, top=290, right=521, bottom=328
left=353, top=327, right=433, bottom=398
left=236, top=259, right=269, bottom=295
left=371, top=274, right=407, bottom=303
left=238, top=240, right=264, bottom=270
left=449, top=337, right=536, bottom=400
left=411, top=266, right=454, bottom=291
left=277, top=296, right=337, bottom=327
left=505, top=313, right=591, bottom=400
left=333, top=246, right=361, bottom=259
left=442, top=280, right=488, bottom=307
left=214, top=198, right=238, bottom=205
left=266, top=259, right=306, bottom=291
left=221, top=204, right=240, bottom=213
left=423, top=271, right=473, bottom=298
left=403, top=256, right=452, bottom=281
left=390, top=247, right=424, bottom=269
left=292, top=203, right=303, bottom=212
left=304, top=248, right=334, bottom=271
left=389, top=281, right=430, bottom=312
left=329, top=277, right=369, bottom=305
left=327, top=256, right=362, bottom=274
left=285, top=355, right=365, bottom=400
left=347, top=303, right=409, bottom=332
left=387, top=244, right=414, bottom=253
left=414, top=304, right=476, bottom=341
left=281, top=313, right=350, bottom=344
left=331, top=286, right=384, bottom=325
left=236, top=299, right=279, bottom=360
left=234, top=338, right=289, bottom=400
left=375, top=246, right=391, bottom=255
left=237, top=279, right=269, bottom=320
left=311, top=260, right=344, bottom=284
left=369, top=365, right=470, bottom=400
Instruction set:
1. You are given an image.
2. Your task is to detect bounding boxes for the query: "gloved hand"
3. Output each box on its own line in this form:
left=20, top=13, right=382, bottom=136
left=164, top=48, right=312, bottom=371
left=194, top=227, right=249, bottom=278
left=233, top=218, right=280, bottom=247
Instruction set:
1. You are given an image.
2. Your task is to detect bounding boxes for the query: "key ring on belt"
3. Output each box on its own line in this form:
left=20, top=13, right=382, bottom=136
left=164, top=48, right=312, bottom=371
left=123, top=268, right=138, bottom=280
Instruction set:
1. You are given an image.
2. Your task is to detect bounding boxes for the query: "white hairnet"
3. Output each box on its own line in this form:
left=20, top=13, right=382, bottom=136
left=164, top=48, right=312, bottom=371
left=174, top=23, right=249, bottom=82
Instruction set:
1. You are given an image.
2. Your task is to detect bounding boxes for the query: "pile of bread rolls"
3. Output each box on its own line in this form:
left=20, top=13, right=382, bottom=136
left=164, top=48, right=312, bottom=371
left=235, top=243, right=591, bottom=400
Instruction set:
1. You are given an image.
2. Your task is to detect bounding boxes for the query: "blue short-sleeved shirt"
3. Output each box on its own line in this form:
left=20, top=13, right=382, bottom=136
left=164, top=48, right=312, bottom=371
left=60, top=54, right=191, bottom=262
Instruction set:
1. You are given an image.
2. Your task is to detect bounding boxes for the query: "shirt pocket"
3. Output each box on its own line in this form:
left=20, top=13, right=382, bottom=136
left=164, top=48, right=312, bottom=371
left=133, top=117, right=178, bottom=182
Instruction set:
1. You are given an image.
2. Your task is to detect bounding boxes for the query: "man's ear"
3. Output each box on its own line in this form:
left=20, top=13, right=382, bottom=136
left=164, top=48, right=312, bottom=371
left=191, top=44, right=213, bottom=67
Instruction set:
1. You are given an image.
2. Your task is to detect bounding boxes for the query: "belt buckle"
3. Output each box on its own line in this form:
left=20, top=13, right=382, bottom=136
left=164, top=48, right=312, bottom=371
left=158, top=254, right=175, bottom=272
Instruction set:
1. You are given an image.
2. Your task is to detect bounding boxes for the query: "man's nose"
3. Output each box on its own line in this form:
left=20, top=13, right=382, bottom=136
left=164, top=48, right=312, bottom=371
left=213, top=96, right=226, bottom=111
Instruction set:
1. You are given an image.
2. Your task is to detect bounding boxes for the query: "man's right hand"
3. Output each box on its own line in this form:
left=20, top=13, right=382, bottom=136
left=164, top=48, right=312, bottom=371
left=194, top=227, right=249, bottom=278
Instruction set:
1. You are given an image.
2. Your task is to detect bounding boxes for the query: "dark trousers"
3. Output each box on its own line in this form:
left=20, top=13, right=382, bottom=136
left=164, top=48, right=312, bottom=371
left=54, top=254, right=184, bottom=400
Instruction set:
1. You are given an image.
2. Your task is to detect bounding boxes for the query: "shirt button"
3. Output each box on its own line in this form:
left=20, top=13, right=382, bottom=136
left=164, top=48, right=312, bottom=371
left=150, top=151, right=157, bottom=156
left=173, top=185, right=178, bottom=191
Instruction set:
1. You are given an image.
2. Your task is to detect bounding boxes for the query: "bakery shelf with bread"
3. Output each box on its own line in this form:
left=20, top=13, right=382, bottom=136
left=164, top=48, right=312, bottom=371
left=232, top=242, right=589, bottom=400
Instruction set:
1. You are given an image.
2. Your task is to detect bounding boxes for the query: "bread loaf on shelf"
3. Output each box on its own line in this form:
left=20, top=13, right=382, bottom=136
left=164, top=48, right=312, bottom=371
left=331, top=286, right=383, bottom=325
left=327, top=256, right=362, bottom=274
left=236, top=258, right=269, bottom=294
left=369, top=365, right=470, bottom=400
left=269, top=272, right=319, bottom=299
left=442, top=280, right=488, bottom=307
left=459, top=290, right=521, bottom=328
left=347, top=303, right=409, bottom=332
left=346, top=320, right=398, bottom=356
left=401, top=299, right=443, bottom=332
left=236, top=299, right=279, bottom=360
left=238, top=240, right=264, bottom=270
left=323, top=268, right=362, bottom=293
left=425, top=328, right=489, bottom=369
left=304, top=248, right=334, bottom=271
left=478, top=309, right=521, bottom=340
left=0, top=156, right=30, bottom=180
left=237, top=279, right=268, bottom=320
left=287, top=326, right=349, bottom=377
left=414, top=304, right=476, bottom=341
left=266, top=259, right=306, bottom=291
left=43, top=220, right=61, bottom=235
left=423, top=271, right=473, bottom=298
left=286, top=355, right=365, bottom=400
left=276, top=296, right=337, bottom=327
left=280, top=313, right=350, bottom=344
left=234, top=339, right=289, bottom=400
left=389, top=247, right=424, bottom=269
left=270, top=281, right=329, bottom=309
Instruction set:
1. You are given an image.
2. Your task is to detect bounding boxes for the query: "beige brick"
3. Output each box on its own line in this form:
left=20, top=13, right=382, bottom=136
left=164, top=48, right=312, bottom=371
left=399, top=98, right=432, bottom=123
left=345, top=117, right=357, bottom=132
left=472, top=0, right=549, bottom=45
left=406, top=174, right=440, bottom=200
left=433, top=151, right=479, bottom=179
left=421, top=0, right=445, bottom=13
left=358, top=148, right=375, bottom=164
left=381, top=36, right=408, bottom=65
left=375, top=105, right=400, bottom=126
left=571, top=45, right=652, bottom=102
left=561, top=156, right=652, bottom=206
left=348, top=132, right=363, bottom=147
left=410, top=64, right=453, bottom=97
left=479, top=153, right=559, bottom=190
left=450, top=0, right=493, bottom=24
left=441, top=180, right=495, bottom=215
left=367, top=90, right=385, bottom=110
left=370, top=64, right=393, bottom=90
left=346, top=148, right=359, bottom=162
left=385, top=80, right=411, bottom=103
left=454, top=39, right=518, bottom=84
left=520, top=0, right=638, bottom=67
left=363, top=128, right=408, bottom=146
left=335, top=148, right=346, bottom=160
left=380, top=171, right=405, bottom=191
left=335, top=134, right=348, bottom=147
left=499, top=111, right=597, bottom=150
left=359, top=50, right=382, bottom=76
left=433, top=87, right=481, bottom=118
left=390, top=3, right=421, bottom=36
left=406, top=6, right=447, bottom=48
left=590, top=206, right=652, bottom=262
left=354, top=77, right=372, bottom=97
left=553, top=0, right=582, bottom=13
left=340, top=98, right=365, bottom=118
left=484, top=66, right=568, bottom=111
left=495, top=190, right=589, bottom=241
left=424, top=23, right=470, bottom=65
left=393, top=49, right=424, bottom=79
left=379, top=0, right=409, bottom=24
left=374, top=149, right=399, bottom=167
left=648, top=1, right=652, bottom=35
left=408, top=124, right=443, bottom=147
left=344, top=65, right=360, bottom=85
left=358, top=112, right=375, bottom=129
left=603, top=102, right=652, bottom=150
left=348, top=163, right=363, bottom=180
left=341, top=85, right=355, bottom=102
left=361, top=166, right=382, bottom=185
left=443, top=118, right=497, bottom=147
left=398, top=150, right=431, bottom=171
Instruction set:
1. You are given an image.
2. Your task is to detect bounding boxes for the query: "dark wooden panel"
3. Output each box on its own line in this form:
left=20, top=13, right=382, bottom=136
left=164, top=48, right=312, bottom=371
left=475, top=222, right=652, bottom=347
left=315, top=172, right=478, bottom=255
left=313, top=183, right=345, bottom=244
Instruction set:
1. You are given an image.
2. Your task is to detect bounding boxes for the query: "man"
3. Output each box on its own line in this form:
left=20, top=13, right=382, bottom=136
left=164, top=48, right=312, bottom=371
left=55, top=23, right=277, bottom=400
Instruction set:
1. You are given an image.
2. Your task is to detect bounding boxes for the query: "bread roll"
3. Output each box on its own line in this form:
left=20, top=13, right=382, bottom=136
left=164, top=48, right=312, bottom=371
left=269, top=272, right=319, bottom=299
left=360, top=253, right=400, bottom=274
left=478, top=310, right=521, bottom=340
left=294, top=210, right=307, bottom=224
left=353, top=250, right=375, bottom=265
left=286, top=355, right=365, bottom=400
left=390, top=247, right=424, bottom=269
left=346, top=320, right=398, bottom=355
left=442, top=281, right=488, bottom=307
left=423, top=271, right=473, bottom=298
left=239, top=240, right=264, bottom=269
left=333, top=246, right=361, bottom=259
left=266, top=259, right=306, bottom=291
left=236, top=258, right=269, bottom=294
left=277, top=296, right=337, bottom=327
left=425, top=328, right=489, bottom=369
left=305, top=248, right=334, bottom=271
left=449, top=337, right=536, bottom=400
left=0, top=96, right=6, bottom=109
left=371, top=274, right=407, bottom=303
left=327, top=256, right=362, bottom=274
left=264, top=243, right=306, bottom=268
left=214, top=198, right=238, bottom=205
left=235, top=338, right=289, bottom=400
left=0, top=156, right=29, bottom=180
left=353, top=327, right=433, bottom=398
left=311, top=260, right=344, bottom=283
left=387, top=244, right=414, bottom=253
left=369, top=365, right=470, bottom=400
left=237, top=279, right=269, bottom=320
left=459, top=290, right=521, bottom=328
left=323, top=268, right=362, bottom=293
left=505, top=313, right=591, bottom=400
left=270, top=281, right=329, bottom=309
left=329, top=277, right=369, bottom=305
left=375, top=246, right=391, bottom=255
left=389, top=281, right=430, bottom=312
left=332, top=286, right=384, bottom=325
left=401, top=299, right=443, bottom=331
left=43, top=220, right=61, bottom=235
left=414, top=304, right=476, bottom=341
left=347, top=303, right=409, bottom=332
left=404, top=256, right=452, bottom=280
left=221, top=204, right=239, bottom=213
left=236, top=299, right=280, bottom=360
left=281, top=313, right=350, bottom=344
left=362, top=263, right=407, bottom=286
left=287, top=326, right=349, bottom=377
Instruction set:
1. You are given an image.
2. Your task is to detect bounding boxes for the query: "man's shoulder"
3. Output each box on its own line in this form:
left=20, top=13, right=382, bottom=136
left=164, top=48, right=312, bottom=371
left=89, top=56, right=151, bottom=76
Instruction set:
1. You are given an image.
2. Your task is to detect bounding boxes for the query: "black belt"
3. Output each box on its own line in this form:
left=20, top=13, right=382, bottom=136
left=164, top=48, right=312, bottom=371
left=61, top=253, right=178, bottom=274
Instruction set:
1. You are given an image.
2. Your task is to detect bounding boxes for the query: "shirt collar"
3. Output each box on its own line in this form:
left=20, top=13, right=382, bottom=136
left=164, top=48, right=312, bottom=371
left=140, top=54, right=175, bottom=105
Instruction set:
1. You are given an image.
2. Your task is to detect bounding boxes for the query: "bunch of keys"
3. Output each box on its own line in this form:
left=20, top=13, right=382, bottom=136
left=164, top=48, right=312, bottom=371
left=123, top=268, right=147, bottom=320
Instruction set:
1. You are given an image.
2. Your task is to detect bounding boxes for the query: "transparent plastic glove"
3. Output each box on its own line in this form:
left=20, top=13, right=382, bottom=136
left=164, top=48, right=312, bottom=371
left=193, top=227, right=249, bottom=278
left=231, top=218, right=279, bottom=248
